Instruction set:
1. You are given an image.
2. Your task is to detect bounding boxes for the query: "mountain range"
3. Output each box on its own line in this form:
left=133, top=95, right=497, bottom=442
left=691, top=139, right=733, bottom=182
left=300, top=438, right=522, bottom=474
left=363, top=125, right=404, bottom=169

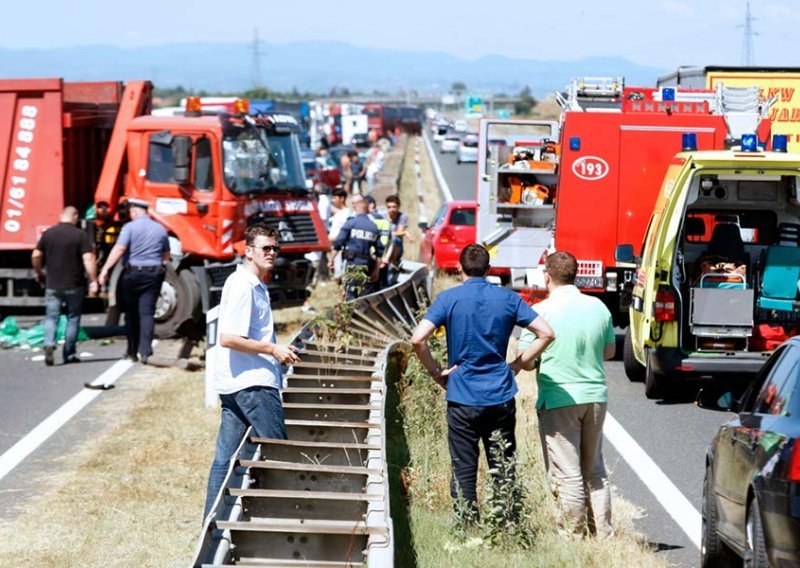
left=0, top=41, right=669, bottom=97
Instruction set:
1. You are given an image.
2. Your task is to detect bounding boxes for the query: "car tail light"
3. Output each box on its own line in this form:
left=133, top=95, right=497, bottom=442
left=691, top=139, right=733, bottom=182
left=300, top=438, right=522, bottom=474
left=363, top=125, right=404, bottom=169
left=654, top=288, right=676, bottom=322
left=440, top=227, right=455, bottom=244
left=788, top=440, right=800, bottom=482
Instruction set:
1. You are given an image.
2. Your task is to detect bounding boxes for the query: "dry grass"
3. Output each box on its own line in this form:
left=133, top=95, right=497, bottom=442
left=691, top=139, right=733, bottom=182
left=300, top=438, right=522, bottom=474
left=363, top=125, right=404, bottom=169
left=0, top=366, right=218, bottom=567
left=398, top=136, right=443, bottom=263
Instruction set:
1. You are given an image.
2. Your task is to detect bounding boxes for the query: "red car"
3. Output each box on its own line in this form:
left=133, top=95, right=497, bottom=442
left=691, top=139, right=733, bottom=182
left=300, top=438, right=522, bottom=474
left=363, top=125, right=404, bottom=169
left=420, top=201, right=477, bottom=271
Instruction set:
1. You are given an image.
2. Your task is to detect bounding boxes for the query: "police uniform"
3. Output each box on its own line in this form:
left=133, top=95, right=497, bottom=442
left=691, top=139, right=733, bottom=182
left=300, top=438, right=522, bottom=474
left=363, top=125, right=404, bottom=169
left=370, top=212, right=391, bottom=288
left=118, top=199, right=170, bottom=361
left=333, top=213, right=384, bottom=300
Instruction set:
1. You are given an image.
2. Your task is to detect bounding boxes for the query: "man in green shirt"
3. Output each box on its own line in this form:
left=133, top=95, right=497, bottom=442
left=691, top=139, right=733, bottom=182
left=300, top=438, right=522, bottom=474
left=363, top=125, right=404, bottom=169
left=515, top=251, right=616, bottom=538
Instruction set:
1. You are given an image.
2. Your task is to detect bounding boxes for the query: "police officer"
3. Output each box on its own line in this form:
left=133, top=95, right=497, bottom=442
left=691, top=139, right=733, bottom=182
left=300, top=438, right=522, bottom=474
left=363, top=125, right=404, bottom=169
left=329, top=195, right=384, bottom=300
left=365, top=195, right=391, bottom=289
left=99, top=198, right=170, bottom=363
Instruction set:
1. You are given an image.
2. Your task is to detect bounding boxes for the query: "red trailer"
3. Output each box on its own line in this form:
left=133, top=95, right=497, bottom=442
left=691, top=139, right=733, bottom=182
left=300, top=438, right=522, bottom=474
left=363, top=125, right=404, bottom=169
left=0, top=79, right=328, bottom=336
left=476, top=78, right=771, bottom=324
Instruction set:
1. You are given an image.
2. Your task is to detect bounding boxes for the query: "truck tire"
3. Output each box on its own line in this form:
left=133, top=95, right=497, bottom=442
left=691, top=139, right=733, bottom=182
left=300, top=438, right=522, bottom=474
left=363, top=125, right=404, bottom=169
left=644, top=351, right=667, bottom=400
left=623, top=327, right=645, bottom=382
left=154, top=266, right=203, bottom=339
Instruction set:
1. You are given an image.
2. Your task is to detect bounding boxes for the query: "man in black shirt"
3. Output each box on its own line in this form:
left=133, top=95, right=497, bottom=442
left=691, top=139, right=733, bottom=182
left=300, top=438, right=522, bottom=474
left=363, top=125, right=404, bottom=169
left=31, top=206, right=98, bottom=365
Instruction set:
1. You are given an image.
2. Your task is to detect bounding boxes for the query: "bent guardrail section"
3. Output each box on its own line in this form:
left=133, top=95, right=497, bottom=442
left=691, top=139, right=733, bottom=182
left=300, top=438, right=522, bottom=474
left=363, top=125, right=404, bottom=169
left=191, top=261, right=428, bottom=568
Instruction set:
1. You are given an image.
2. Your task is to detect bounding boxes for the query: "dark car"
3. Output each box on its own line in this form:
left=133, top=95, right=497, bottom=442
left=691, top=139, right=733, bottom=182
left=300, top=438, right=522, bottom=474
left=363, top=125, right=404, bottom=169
left=698, top=337, right=800, bottom=567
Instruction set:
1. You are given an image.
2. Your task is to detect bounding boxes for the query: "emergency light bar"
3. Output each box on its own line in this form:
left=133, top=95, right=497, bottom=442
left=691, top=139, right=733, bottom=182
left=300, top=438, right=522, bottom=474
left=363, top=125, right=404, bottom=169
left=682, top=133, right=698, bottom=151
left=741, top=134, right=759, bottom=152
left=773, top=134, right=788, bottom=153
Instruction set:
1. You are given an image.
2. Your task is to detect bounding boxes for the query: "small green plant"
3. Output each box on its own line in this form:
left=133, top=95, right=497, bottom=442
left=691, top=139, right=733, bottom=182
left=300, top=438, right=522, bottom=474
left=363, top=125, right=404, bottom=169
left=341, top=264, right=370, bottom=299
left=479, top=430, right=535, bottom=549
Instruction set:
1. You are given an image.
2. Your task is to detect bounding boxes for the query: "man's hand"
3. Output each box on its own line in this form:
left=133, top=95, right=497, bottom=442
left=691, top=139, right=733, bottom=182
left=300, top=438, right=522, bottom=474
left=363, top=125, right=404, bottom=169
left=88, top=281, right=100, bottom=296
left=98, top=271, right=109, bottom=288
left=34, top=271, right=44, bottom=285
left=433, top=364, right=457, bottom=389
left=271, top=344, right=300, bottom=364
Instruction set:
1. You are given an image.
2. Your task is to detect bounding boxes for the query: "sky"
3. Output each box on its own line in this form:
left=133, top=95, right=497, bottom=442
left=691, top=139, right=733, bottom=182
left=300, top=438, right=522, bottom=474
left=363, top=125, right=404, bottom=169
left=0, top=0, right=797, bottom=69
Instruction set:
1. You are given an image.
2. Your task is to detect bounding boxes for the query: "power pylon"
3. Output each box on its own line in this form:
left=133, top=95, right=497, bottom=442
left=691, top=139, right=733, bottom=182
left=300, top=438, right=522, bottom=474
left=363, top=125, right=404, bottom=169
left=251, top=28, right=266, bottom=89
left=738, top=0, right=758, bottom=66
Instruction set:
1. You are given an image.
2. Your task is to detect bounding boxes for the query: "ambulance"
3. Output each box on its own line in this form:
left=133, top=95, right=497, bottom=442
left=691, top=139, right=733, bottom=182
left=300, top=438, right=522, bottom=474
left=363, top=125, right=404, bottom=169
left=621, top=134, right=800, bottom=399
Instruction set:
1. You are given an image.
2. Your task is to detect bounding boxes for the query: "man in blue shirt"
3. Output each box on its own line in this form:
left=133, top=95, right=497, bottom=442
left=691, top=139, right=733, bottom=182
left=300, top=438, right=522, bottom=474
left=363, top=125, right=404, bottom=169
left=411, top=244, right=555, bottom=517
left=99, top=199, right=170, bottom=363
left=329, top=195, right=384, bottom=300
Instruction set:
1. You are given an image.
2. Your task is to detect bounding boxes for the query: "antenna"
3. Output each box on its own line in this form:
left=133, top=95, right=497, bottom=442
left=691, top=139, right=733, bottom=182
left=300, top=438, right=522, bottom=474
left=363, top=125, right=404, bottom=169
left=738, top=0, right=758, bottom=66
left=251, top=27, right=266, bottom=89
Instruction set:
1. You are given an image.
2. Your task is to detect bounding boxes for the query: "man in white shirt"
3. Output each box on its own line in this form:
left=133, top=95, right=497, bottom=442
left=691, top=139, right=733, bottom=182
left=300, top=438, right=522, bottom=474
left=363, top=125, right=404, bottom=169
left=327, top=186, right=353, bottom=281
left=203, top=224, right=300, bottom=520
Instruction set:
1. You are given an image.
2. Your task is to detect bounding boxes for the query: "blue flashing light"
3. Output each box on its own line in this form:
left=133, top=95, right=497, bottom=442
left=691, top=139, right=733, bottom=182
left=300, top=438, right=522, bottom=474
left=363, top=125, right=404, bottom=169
left=773, top=134, right=788, bottom=152
left=569, top=136, right=581, bottom=151
left=662, top=88, right=676, bottom=102
left=741, top=133, right=758, bottom=152
left=681, top=132, right=698, bottom=151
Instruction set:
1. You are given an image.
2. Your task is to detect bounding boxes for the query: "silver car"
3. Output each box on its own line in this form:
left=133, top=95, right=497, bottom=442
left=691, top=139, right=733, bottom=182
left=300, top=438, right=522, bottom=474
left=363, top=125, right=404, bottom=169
left=457, top=134, right=479, bottom=163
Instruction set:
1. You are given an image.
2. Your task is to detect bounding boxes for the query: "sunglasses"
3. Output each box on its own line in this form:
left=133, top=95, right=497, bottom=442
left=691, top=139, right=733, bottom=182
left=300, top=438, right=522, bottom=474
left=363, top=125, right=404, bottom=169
left=257, top=245, right=281, bottom=254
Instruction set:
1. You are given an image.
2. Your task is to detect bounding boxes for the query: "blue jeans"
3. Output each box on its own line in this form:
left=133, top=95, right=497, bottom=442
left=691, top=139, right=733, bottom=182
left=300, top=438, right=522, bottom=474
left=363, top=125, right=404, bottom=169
left=44, top=287, right=84, bottom=359
left=203, top=386, right=287, bottom=519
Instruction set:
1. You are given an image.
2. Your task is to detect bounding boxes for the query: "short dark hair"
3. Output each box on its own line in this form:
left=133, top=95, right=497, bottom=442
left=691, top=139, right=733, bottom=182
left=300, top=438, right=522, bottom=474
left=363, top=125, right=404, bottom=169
left=332, top=187, right=348, bottom=199
left=460, top=244, right=490, bottom=276
left=245, top=224, right=279, bottom=246
left=545, top=251, right=578, bottom=285
left=385, top=195, right=400, bottom=206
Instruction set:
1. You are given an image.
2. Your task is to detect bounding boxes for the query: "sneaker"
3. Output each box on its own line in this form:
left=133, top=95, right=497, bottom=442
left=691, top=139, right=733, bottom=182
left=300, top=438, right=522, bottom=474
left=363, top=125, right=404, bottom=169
left=44, top=346, right=54, bottom=366
left=64, top=355, right=81, bottom=364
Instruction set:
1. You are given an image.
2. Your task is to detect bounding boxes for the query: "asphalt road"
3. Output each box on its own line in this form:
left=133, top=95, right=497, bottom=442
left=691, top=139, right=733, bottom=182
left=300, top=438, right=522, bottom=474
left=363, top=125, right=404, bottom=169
left=427, top=130, right=734, bottom=568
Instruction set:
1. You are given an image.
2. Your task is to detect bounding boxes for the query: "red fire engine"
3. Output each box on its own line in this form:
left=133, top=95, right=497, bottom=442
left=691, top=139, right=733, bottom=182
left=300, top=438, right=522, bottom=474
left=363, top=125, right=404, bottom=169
left=476, top=77, right=771, bottom=324
left=0, top=79, right=328, bottom=337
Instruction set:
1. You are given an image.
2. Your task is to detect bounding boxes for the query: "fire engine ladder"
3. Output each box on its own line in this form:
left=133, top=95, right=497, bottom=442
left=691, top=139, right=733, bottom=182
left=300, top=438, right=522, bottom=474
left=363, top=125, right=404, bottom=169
left=715, top=84, right=776, bottom=141
left=191, top=262, right=430, bottom=568
left=556, top=77, right=625, bottom=111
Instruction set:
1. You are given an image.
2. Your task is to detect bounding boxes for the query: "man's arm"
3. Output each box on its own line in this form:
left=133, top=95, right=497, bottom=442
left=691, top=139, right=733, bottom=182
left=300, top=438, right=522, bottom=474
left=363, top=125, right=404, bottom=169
left=98, top=243, right=127, bottom=287
left=410, top=319, right=456, bottom=388
left=219, top=334, right=300, bottom=364
left=512, top=315, right=556, bottom=372
left=604, top=342, right=616, bottom=360
left=31, top=249, right=44, bottom=283
left=83, top=252, right=99, bottom=295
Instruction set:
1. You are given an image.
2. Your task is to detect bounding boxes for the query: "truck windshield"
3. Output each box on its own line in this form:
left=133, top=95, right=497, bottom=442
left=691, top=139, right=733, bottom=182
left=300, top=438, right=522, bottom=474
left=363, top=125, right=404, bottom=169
left=222, top=128, right=306, bottom=194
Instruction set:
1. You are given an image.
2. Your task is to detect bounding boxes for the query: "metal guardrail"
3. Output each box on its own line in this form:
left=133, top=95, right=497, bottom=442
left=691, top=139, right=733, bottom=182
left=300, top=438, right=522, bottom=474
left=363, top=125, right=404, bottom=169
left=191, top=261, right=429, bottom=568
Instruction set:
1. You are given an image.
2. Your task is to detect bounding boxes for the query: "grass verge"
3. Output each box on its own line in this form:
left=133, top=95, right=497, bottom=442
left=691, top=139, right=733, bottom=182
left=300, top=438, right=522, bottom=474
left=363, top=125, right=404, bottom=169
left=387, top=300, right=667, bottom=567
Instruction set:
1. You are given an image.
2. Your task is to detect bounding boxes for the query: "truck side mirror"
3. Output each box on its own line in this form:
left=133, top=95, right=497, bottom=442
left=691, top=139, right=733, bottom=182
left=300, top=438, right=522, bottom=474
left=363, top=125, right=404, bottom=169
left=173, top=136, right=193, bottom=185
left=615, top=244, right=635, bottom=264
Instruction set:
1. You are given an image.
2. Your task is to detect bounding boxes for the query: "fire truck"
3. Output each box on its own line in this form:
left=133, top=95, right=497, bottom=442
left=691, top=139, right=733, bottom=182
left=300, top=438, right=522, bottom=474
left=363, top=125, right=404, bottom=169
left=476, top=77, right=772, bottom=325
left=0, top=79, right=328, bottom=337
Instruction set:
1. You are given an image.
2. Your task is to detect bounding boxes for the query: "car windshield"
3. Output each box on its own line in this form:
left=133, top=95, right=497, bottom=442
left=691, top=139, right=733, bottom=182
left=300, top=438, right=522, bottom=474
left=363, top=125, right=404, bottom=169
left=223, top=128, right=306, bottom=194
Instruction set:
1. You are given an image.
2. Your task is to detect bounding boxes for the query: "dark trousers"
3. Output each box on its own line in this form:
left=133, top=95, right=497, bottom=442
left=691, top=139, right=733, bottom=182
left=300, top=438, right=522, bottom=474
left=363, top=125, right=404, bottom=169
left=119, top=267, right=164, bottom=358
left=204, top=386, right=287, bottom=519
left=447, top=398, right=517, bottom=512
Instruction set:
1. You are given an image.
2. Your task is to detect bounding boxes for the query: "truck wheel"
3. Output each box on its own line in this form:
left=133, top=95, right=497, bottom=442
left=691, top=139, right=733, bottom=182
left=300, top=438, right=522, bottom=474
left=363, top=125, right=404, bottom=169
left=644, top=351, right=667, bottom=400
left=154, top=266, right=203, bottom=339
left=623, top=327, right=645, bottom=382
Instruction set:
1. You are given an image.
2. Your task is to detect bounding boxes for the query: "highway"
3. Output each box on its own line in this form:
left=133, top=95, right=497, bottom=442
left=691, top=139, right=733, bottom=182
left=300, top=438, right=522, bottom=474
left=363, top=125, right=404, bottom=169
left=425, top=131, right=729, bottom=568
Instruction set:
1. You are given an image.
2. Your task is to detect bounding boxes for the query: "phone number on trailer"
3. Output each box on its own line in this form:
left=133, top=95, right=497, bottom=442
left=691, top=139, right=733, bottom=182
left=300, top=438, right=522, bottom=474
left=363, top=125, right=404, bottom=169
left=4, top=104, right=38, bottom=234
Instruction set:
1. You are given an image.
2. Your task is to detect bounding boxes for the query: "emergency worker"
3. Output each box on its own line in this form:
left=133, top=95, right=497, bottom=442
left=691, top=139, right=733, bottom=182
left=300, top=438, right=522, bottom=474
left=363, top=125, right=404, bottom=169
left=99, top=199, right=170, bottom=363
left=365, top=195, right=391, bottom=288
left=328, top=195, right=384, bottom=300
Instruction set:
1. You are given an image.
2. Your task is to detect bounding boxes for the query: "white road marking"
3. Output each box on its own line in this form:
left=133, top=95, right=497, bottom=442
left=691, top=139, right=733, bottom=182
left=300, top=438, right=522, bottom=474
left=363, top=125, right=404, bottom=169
left=604, top=411, right=702, bottom=549
left=422, top=133, right=454, bottom=202
left=0, top=359, right=134, bottom=483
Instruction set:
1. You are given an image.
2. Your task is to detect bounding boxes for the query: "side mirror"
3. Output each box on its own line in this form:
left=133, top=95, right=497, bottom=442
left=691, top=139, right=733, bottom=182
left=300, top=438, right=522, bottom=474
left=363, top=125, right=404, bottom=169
left=173, top=136, right=193, bottom=185
left=615, top=244, right=635, bottom=264
left=418, top=221, right=429, bottom=232
left=696, top=388, right=735, bottom=412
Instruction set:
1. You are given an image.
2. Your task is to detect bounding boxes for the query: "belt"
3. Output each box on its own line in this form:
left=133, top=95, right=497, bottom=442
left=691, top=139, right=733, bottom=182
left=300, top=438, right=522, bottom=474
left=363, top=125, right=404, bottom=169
left=124, top=264, right=163, bottom=273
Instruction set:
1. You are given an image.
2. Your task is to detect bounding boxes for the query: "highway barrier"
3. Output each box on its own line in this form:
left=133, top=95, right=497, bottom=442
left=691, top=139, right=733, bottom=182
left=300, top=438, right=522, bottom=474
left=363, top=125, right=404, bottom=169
left=191, top=261, right=429, bottom=567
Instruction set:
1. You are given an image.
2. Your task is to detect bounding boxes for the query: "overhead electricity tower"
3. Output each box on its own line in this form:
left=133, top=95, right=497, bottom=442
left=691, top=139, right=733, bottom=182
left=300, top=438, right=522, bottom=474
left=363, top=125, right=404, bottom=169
left=251, top=28, right=266, bottom=89
left=738, top=0, right=758, bottom=66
